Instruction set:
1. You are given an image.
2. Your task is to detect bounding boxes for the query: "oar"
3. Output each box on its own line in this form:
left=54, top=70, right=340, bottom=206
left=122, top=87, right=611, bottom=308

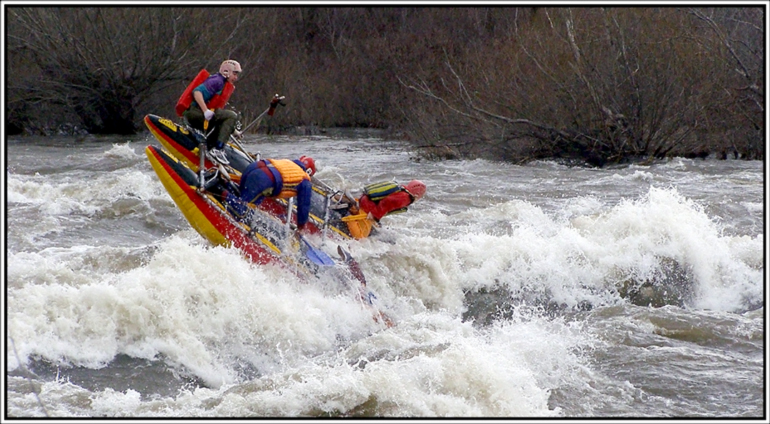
left=287, top=223, right=335, bottom=267
left=300, top=234, right=335, bottom=266
left=240, top=106, right=270, bottom=134
left=337, top=245, right=367, bottom=286
left=198, top=120, right=207, bottom=186
left=336, top=246, right=393, bottom=327
left=203, top=113, right=217, bottom=138
left=198, top=117, right=218, bottom=186
left=222, top=96, right=285, bottom=162
left=285, top=197, right=295, bottom=240
left=240, top=94, right=286, bottom=134
left=229, top=133, right=256, bottom=162
left=284, top=197, right=334, bottom=267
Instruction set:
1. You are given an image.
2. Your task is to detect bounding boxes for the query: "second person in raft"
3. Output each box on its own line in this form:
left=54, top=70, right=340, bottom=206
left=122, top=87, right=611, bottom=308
left=176, top=59, right=243, bottom=160
left=358, top=180, right=427, bottom=222
left=342, top=180, right=426, bottom=239
left=224, top=156, right=318, bottom=232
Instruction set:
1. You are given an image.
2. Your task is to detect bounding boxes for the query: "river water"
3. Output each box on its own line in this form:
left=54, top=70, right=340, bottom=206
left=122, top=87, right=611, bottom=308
left=4, top=132, right=766, bottom=419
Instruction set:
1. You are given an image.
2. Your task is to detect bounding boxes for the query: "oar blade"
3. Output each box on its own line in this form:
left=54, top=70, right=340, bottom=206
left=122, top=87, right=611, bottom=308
left=300, top=235, right=335, bottom=266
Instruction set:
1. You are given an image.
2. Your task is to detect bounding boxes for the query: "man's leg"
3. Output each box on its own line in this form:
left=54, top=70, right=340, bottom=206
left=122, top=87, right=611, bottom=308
left=227, top=170, right=272, bottom=221
left=183, top=107, right=205, bottom=131
left=212, top=109, right=239, bottom=149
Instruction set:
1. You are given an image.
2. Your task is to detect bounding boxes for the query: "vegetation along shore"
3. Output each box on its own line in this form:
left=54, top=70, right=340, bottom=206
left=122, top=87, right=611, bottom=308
left=6, top=7, right=764, bottom=165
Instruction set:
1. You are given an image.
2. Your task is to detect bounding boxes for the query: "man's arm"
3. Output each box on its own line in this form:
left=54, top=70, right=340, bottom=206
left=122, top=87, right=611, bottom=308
left=362, top=191, right=411, bottom=221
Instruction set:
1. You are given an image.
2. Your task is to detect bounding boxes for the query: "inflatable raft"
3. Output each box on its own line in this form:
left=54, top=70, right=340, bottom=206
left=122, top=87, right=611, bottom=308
left=145, top=145, right=392, bottom=326
left=144, top=113, right=365, bottom=239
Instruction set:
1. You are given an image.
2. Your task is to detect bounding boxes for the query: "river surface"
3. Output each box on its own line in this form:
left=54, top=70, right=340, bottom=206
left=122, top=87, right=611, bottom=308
left=4, top=132, right=766, bottom=419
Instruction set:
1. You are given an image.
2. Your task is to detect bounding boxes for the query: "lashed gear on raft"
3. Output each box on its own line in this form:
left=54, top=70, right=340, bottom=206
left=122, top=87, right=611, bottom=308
left=344, top=181, right=403, bottom=239
left=342, top=212, right=374, bottom=239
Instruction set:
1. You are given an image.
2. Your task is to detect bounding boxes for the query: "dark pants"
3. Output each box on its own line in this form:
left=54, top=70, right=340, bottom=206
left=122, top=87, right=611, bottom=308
left=183, top=107, right=239, bottom=150
left=225, top=163, right=312, bottom=228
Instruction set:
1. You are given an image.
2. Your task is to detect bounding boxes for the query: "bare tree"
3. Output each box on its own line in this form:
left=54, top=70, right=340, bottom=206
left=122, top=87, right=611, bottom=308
left=6, top=6, right=763, bottom=163
left=688, top=7, right=764, bottom=159
left=7, top=7, right=251, bottom=134
left=399, top=7, right=764, bottom=165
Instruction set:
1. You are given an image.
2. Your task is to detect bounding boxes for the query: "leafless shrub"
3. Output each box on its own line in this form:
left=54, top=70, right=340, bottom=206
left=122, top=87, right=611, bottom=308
left=7, top=7, right=252, bottom=134
left=399, top=7, right=764, bottom=164
left=6, top=6, right=763, bottom=163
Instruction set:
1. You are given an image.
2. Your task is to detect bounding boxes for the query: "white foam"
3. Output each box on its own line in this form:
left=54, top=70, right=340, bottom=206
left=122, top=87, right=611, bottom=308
left=7, top=168, right=162, bottom=218
left=28, top=311, right=578, bottom=417
left=7, top=234, right=382, bottom=388
left=356, top=186, right=762, bottom=313
left=5, top=141, right=763, bottom=417
left=103, top=142, right=141, bottom=161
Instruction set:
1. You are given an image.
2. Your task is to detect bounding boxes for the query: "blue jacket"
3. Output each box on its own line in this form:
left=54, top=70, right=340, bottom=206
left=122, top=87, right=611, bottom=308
left=226, top=159, right=312, bottom=228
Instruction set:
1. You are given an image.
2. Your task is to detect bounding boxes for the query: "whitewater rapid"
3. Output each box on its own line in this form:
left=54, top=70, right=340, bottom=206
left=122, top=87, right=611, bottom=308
left=5, top=137, right=765, bottom=417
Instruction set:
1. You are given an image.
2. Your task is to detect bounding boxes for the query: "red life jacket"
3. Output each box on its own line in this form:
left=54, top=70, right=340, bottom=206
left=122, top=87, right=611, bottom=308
left=175, top=69, right=235, bottom=117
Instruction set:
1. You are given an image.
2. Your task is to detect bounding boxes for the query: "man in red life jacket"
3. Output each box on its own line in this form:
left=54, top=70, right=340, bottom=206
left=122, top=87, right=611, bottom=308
left=179, top=60, right=242, bottom=154
left=224, top=156, right=317, bottom=233
left=359, top=179, right=426, bottom=220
